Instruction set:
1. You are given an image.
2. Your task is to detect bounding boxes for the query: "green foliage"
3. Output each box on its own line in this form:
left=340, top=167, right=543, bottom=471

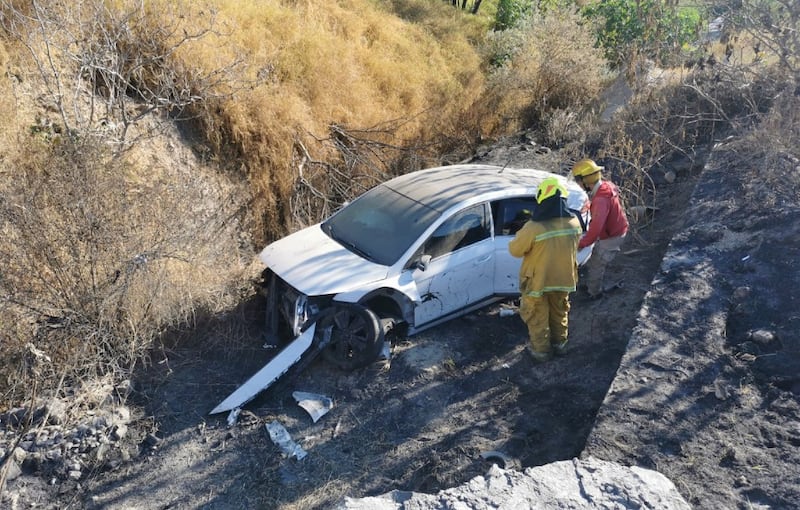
left=581, top=0, right=703, bottom=66
left=495, top=0, right=531, bottom=30
left=494, top=0, right=574, bottom=31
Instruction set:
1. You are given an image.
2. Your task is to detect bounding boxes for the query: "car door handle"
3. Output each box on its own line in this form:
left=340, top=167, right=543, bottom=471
left=474, top=255, right=491, bottom=265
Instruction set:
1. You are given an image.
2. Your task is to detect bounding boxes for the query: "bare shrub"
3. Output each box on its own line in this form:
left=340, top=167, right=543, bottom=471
left=477, top=8, right=610, bottom=144
left=0, top=0, right=245, bottom=153
left=723, top=89, right=800, bottom=208
left=286, top=119, right=446, bottom=231
left=561, top=59, right=792, bottom=243
left=722, top=0, right=800, bottom=75
left=0, top=128, right=252, bottom=408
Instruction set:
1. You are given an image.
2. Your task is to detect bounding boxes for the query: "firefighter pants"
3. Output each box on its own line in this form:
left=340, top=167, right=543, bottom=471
left=519, top=291, right=570, bottom=354
left=584, top=235, right=625, bottom=296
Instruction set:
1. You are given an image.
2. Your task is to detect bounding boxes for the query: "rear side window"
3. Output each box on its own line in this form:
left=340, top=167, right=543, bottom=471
left=492, top=197, right=538, bottom=236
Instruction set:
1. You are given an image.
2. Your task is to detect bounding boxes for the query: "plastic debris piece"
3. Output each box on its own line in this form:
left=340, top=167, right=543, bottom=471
left=480, top=450, right=519, bottom=469
left=266, top=420, right=307, bottom=460
left=379, top=340, right=391, bottom=360
left=292, top=391, right=334, bottom=423
left=226, top=407, right=241, bottom=427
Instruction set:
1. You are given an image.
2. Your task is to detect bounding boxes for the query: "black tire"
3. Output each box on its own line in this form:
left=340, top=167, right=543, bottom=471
left=319, top=304, right=384, bottom=371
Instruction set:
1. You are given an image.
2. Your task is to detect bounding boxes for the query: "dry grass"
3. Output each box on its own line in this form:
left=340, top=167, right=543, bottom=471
left=558, top=57, right=793, bottom=247
left=476, top=8, right=611, bottom=146
left=0, top=130, right=253, bottom=406
left=172, top=0, right=491, bottom=241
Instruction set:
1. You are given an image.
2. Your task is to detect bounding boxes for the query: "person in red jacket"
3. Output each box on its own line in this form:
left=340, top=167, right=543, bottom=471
left=571, top=159, right=629, bottom=299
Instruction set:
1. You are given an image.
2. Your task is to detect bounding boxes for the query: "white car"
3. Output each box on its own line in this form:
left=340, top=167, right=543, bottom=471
left=259, top=164, right=592, bottom=371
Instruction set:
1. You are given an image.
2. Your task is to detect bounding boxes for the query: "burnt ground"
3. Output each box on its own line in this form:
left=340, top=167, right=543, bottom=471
left=4, top=138, right=799, bottom=509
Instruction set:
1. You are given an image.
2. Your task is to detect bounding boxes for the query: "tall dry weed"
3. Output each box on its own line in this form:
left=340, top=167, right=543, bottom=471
left=193, top=0, right=488, bottom=241
left=562, top=59, right=793, bottom=243
left=477, top=9, right=610, bottom=145
left=0, top=125, right=253, bottom=408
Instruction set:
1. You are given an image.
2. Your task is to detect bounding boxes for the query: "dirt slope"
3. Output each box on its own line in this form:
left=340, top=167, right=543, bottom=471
left=584, top=142, right=800, bottom=509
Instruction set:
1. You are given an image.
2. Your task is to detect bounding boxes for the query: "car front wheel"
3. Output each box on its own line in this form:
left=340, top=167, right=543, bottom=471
left=319, top=304, right=384, bottom=371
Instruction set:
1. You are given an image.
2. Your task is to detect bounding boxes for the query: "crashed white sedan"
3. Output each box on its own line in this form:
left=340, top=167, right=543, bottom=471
left=212, top=164, right=591, bottom=413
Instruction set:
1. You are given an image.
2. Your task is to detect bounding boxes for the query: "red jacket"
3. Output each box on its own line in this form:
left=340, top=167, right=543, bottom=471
left=578, top=180, right=629, bottom=249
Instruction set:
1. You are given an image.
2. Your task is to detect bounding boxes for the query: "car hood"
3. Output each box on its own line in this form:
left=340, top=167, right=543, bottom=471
left=258, top=224, right=391, bottom=296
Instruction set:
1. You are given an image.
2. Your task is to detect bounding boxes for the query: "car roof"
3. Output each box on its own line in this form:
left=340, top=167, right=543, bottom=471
left=382, top=164, right=570, bottom=213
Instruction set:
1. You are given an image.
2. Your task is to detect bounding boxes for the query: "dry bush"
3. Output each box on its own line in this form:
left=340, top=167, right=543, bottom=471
left=560, top=59, right=793, bottom=243
left=0, top=0, right=258, bottom=409
left=720, top=0, right=800, bottom=74
left=0, top=124, right=253, bottom=409
left=723, top=88, right=800, bottom=208
left=476, top=8, right=611, bottom=146
left=194, top=0, right=488, bottom=242
left=0, top=0, right=245, bottom=154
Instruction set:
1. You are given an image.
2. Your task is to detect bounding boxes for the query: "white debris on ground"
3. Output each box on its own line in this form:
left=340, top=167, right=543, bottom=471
left=265, top=420, right=307, bottom=461
left=292, top=391, right=333, bottom=423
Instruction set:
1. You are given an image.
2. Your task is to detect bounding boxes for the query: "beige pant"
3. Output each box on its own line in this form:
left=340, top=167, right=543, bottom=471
left=584, top=235, right=625, bottom=296
left=519, top=291, right=570, bottom=354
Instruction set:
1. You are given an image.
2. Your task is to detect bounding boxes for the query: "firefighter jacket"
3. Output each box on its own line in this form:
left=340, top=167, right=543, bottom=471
left=508, top=216, right=582, bottom=297
left=579, top=180, right=629, bottom=250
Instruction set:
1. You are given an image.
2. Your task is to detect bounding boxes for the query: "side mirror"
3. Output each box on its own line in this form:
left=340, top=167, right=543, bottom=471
left=415, top=254, right=432, bottom=271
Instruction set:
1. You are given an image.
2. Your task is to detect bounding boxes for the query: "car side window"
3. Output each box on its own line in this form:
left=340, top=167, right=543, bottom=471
left=416, top=203, right=490, bottom=260
left=492, top=198, right=538, bottom=236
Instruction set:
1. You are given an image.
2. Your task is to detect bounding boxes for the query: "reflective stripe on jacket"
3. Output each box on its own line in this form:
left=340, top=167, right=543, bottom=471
left=508, top=216, right=582, bottom=297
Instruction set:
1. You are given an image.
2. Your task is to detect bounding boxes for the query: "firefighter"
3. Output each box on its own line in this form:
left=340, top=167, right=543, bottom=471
left=571, top=158, right=629, bottom=298
left=509, top=177, right=583, bottom=362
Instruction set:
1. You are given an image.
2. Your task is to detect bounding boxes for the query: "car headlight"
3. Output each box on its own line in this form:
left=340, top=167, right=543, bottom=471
left=291, top=294, right=332, bottom=336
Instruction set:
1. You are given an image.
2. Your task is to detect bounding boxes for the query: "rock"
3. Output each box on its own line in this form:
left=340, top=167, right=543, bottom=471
left=43, top=399, right=68, bottom=426
left=337, top=457, right=690, bottom=510
left=748, top=329, right=779, bottom=350
left=111, top=424, right=128, bottom=441
left=11, top=446, right=27, bottom=463
left=3, top=459, right=22, bottom=481
left=731, top=286, right=751, bottom=301
left=112, top=406, right=131, bottom=425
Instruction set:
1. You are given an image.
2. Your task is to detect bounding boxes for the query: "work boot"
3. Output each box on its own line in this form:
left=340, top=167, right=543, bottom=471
left=526, top=346, right=552, bottom=363
left=553, top=341, right=568, bottom=356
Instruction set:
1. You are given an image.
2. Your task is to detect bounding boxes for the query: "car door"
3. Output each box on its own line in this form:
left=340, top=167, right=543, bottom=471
left=491, top=197, right=538, bottom=295
left=411, top=203, right=494, bottom=326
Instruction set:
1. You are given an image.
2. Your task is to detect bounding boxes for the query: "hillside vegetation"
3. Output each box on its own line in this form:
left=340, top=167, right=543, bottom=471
left=0, top=0, right=798, bottom=470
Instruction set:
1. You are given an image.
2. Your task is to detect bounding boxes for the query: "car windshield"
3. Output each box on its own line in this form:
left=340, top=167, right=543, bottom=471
left=321, top=184, right=440, bottom=266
